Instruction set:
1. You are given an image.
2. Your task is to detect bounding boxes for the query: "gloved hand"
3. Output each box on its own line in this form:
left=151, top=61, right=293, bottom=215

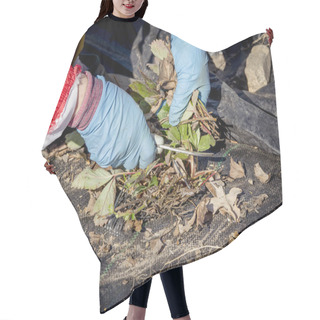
left=77, top=75, right=157, bottom=170
left=168, top=34, right=211, bottom=126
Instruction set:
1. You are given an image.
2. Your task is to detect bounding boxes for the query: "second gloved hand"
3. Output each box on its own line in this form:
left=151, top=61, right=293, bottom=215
left=77, top=75, right=157, bottom=170
left=169, top=34, right=211, bottom=126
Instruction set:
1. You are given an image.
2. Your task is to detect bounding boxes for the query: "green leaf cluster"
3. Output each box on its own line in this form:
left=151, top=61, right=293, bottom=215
left=72, top=167, right=122, bottom=218
left=129, top=80, right=159, bottom=114
left=156, top=100, right=216, bottom=154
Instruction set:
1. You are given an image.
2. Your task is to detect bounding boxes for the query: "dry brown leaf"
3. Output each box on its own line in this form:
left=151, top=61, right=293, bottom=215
left=93, top=212, right=109, bottom=227
left=205, top=182, right=217, bottom=197
left=84, top=191, right=97, bottom=215
left=240, top=193, right=268, bottom=216
left=173, top=223, right=180, bottom=237
left=228, top=231, right=239, bottom=243
left=226, top=188, right=242, bottom=220
left=150, top=238, right=165, bottom=254
left=196, top=198, right=211, bottom=228
left=165, top=150, right=172, bottom=166
left=151, top=38, right=177, bottom=92
left=252, top=193, right=268, bottom=207
left=145, top=228, right=153, bottom=236
left=214, top=172, right=221, bottom=180
left=178, top=211, right=196, bottom=235
left=254, top=162, right=271, bottom=183
left=229, top=156, right=246, bottom=179
left=178, top=222, right=191, bottom=235
left=207, top=181, right=243, bottom=222
left=123, top=219, right=134, bottom=232
left=144, top=223, right=176, bottom=241
left=191, top=90, right=199, bottom=107
left=179, top=187, right=196, bottom=197
left=178, top=197, right=210, bottom=235
left=150, top=39, right=170, bottom=60
left=134, top=219, right=143, bottom=232
left=158, top=56, right=176, bottom=90
left=97, top=244, right=111, bottom=256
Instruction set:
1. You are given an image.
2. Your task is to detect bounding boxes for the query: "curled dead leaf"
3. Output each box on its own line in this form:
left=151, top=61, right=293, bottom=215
left=252, top=193, right=268, bottom=207
left=254, top=163, right=271, bottom=183
left=158, top=54, right=176, bottom=89
left=84, top=191, right=97, bottom=216
left=214, top=172, right=221, bottom=180
left=150, top=238, right=165, bottom=254
left=97, top=244, right=112, bottom=256
left=173, top=222, right=180, bottom=237
left=229, top=156, right=246, bottom=179
left=207, top=181, right=243, bottom=222
left=146, top=62, right=159, bottom=75
left=240, top=193, right=269, bottom=216
left=165, top=150, right=172, bottom=166
left=205, top=178, right=225, bottom=197
left=196, top=198, right=211, bottom=228
left=205, top=182, right=217, bottom=197
left=94, top=212, right=109, bottom=227
left=123, top=219, right=134, bottom=232
left=229, top=231, right=239, bottom=243
left=134, top=219, right=143, bottom=232
left=178, top=197, right=210, bottom=235
left=150, top=39, right=170, bottom=60
left=191, top=90, right=199, bottom=107
left=179, top=187, right=196, bottom=197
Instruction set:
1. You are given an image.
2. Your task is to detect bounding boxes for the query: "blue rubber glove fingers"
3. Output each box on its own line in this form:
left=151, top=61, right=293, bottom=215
left=137, top=133, right=157, bottom=170
left=109, top=83, right=157, bottom=171
left=169, top=34, right=211, bottom=126
left=119, top=94, right=157, bottom=170
left=77, top=76, right=156, bottom=170
left=196, top=65, right=211, bottom=106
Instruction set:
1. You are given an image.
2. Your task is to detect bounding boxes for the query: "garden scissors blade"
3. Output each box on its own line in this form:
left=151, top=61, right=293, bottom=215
left=157, top=144, right=216, bottom=157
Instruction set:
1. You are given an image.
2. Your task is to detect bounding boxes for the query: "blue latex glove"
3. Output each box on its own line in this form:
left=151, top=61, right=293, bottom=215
left=168, top=34, right=211, bottom=126
left=77, top=75, right=157, bottom=170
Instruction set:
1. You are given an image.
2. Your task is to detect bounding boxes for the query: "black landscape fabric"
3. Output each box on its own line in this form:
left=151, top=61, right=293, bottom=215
left=41, top=14, right=282, bottom=314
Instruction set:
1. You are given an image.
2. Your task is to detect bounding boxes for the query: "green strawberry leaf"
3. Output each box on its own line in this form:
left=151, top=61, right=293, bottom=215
left=92, top=178, right=116, bottom=215
left=198, top=134, right=216, bottom=152
left=72, top=167, right=113, bottom=190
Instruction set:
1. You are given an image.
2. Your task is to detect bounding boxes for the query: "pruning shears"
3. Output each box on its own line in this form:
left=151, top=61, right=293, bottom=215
left=157, top=144, right=215, bottom=157
left=153, top=134, right=216, bottom=157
